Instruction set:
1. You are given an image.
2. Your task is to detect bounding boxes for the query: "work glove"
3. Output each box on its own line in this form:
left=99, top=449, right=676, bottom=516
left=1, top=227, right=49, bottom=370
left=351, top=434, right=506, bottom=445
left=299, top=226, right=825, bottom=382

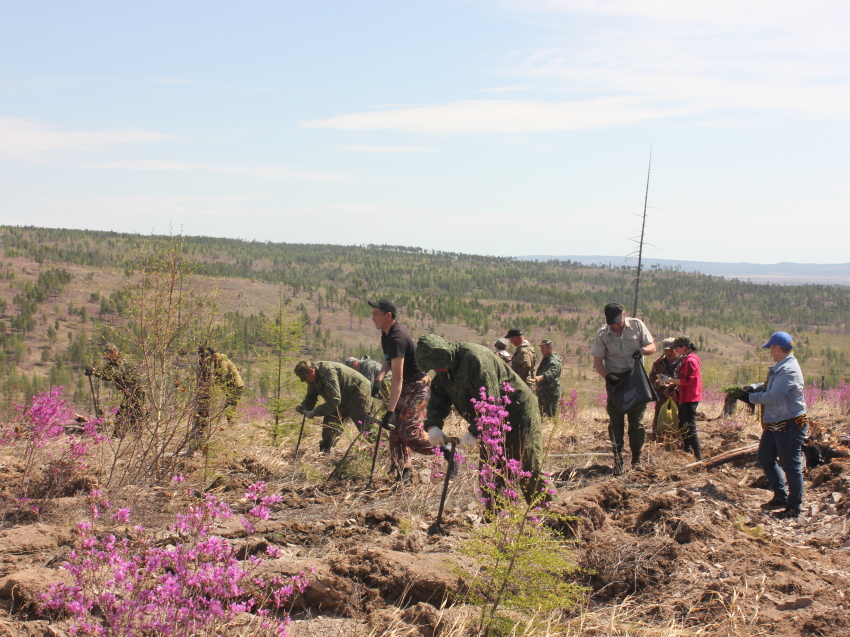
left=632, top=349, right=643, bottom=359
left=371, top=381, right=383, bottom=398
left=84, top=366, right=94, bottom=376
left=605, top=373, right=621, bottom=384
left=304, top=410, right=316, bottom=419
left=380, top=411, right=394, bottom=430
left=295, top=405, right=306, bottom=415
left=427, top=427, right=446, bottom=447
left=460, top=431, right=479, bottom=448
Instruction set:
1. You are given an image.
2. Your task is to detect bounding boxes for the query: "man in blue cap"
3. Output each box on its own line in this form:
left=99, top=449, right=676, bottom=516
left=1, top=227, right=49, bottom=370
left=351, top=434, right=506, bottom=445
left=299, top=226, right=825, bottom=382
left=740, top=331, right=808, bottom=520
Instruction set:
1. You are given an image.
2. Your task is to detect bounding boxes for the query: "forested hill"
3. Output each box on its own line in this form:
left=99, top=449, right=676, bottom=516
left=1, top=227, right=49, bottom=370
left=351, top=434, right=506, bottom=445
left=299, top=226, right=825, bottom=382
left=3, top=225, right=848, bottom=340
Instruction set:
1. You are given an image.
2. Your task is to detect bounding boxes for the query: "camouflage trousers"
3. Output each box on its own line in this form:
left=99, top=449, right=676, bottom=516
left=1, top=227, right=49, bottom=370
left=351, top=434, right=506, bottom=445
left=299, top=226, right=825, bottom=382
left=389, top=375, right=433, bottom=473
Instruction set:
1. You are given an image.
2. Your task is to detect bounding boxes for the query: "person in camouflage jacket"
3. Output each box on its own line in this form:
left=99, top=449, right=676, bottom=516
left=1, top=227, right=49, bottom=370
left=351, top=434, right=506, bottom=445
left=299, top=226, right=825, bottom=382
left=506, top=329, right=537, bottom=391
left=85, top=344, right=145, bottom=434
left=211, top=352, right=244, bottom=423
left=294, top=360, right=376, bottom=453
left=415, top=334, right=544, bottom=504
left=534, top=339, right=562, bottom=417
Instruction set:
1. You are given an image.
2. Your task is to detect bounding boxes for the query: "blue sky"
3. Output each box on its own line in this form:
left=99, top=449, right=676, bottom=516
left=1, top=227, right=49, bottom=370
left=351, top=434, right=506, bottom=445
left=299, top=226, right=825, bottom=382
left=2, top=1, right=849, bottom=264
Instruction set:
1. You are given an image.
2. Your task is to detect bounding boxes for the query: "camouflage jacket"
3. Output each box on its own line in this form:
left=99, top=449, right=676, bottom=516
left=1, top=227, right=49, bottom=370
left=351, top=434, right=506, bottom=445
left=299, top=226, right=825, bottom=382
left=213, top=355, right=244, bottom=389
left=536, top=353, right=562, bottom=400
left=299, top=361, right=374, bottom=419
left=357, top=356, right=382, bottom=386
left=416, top=335, right=542, bottom=473
left=93, top=359, right=143, bottom=400
left=511, top=340, right=537, bottom=391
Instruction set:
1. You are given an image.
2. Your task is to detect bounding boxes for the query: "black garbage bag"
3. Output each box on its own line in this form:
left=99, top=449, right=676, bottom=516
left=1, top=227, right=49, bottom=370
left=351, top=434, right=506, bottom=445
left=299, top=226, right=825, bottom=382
left=609, top=357, right=659, bottom=414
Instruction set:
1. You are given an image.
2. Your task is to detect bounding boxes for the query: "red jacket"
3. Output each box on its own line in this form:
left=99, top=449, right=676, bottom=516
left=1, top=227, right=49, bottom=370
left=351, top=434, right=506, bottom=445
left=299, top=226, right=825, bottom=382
left=676, top=352, right=702, bottom=403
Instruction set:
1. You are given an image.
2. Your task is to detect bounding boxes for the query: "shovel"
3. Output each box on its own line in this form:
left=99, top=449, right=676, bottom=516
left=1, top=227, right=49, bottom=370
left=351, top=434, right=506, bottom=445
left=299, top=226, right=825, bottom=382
left=428, top=438, right=458, bottom=536
left=366, top=412, right=394, bottom=488
left=293, top=413, right=307, bottom=459
left=88, top=375, right=103, bottom=419
left=326, top=426, right=366, bottom=482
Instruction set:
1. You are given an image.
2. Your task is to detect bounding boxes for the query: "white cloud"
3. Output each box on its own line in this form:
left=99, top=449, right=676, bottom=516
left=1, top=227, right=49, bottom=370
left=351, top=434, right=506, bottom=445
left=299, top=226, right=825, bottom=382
left=305, top=2, right=850, bottom=135
left=93, top=159, right=344, bottom=181
left=333, top=145, right=435, bottom=153
left=147, top=76, right=198, bottom=85
left=0, top=116, right=170, bottom=160
left=304, top=98, right=695, bottom=135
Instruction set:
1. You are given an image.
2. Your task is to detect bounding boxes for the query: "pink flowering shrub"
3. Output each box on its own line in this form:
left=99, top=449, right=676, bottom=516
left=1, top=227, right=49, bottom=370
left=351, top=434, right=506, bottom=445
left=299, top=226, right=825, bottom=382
left=42, top=481, right=308, bottom=637
left=0, top=387, right=104, bottom=513
left=558, top=390, right=580, bottom=421
left=471, top=383, right=554, bottom=512
left=805, top=381, right=850, bottom=414
left=459, top=385, right=583, bottom=635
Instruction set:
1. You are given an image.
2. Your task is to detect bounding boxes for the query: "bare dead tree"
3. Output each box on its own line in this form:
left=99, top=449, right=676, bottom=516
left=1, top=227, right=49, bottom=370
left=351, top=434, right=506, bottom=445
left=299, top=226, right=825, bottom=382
left=633, top=151, right=652, bottom=318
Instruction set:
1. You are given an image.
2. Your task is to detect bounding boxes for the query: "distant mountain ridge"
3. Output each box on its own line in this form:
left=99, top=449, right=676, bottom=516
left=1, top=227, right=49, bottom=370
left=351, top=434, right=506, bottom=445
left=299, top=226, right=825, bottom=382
left=518, top=255, right=850, bottom=287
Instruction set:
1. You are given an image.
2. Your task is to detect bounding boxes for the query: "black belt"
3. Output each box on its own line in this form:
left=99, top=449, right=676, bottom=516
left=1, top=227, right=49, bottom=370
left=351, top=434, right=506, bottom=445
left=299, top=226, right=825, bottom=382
left=403, top=371, right=427, bottom=385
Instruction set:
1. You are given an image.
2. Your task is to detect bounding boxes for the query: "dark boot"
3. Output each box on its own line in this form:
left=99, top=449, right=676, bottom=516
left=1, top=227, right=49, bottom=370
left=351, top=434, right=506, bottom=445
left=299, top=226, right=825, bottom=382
left=690, top=435, right=703, bottom=461
left=397, top=468, right=412, bottom=484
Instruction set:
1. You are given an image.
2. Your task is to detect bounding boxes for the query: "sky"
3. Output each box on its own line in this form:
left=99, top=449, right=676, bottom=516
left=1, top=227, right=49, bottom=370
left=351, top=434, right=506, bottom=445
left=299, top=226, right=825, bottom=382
left=2, top=1, right=849, bottom=264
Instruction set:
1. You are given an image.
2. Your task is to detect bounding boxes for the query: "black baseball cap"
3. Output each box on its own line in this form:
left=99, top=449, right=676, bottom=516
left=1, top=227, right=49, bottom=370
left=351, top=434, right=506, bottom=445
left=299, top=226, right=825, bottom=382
left=604, top=302, right=624, bottom=325
left=368, top=299, right=397, bottom=317
left=505, top=328, right=524, bottom=338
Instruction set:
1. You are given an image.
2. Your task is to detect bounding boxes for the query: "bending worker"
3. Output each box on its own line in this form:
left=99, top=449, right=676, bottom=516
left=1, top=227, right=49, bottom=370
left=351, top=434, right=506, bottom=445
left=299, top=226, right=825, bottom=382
left=294, top=360, right=376, bottom=453
left=415, top=334, right=545, bottom=506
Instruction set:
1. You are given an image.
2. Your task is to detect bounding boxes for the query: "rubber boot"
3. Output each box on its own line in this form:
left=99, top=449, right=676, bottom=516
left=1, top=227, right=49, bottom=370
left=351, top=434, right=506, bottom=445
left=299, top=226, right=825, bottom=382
left=439, top=445, right=458, bottom=478
left=690, top=434, right=703, bottom=461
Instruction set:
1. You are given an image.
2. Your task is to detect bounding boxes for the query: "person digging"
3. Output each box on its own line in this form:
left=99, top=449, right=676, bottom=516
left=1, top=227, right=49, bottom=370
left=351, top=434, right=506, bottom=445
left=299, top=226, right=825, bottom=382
left=415, top=334, right=545, bottom=507
left=293, top=360, right=377, bottom=454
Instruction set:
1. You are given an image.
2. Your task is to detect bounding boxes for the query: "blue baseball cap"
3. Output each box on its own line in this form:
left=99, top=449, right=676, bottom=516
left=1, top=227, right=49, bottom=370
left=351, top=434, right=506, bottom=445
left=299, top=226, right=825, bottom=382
left=761, top=331, right=794, bottom=349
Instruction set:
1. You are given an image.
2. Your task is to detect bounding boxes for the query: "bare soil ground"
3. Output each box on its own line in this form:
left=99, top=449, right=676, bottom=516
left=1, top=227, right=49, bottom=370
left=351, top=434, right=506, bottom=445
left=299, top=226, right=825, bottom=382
left=0, top=401, right=848, bottom=636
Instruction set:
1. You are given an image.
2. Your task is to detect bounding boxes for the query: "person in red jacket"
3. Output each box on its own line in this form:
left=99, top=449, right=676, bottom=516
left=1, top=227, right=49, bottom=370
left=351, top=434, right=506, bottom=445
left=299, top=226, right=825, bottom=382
left=665, top=336, right=703, bottom=460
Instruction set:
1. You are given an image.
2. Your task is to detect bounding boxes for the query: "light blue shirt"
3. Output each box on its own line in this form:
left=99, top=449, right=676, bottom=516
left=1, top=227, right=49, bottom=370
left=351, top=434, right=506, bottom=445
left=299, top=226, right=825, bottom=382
left=749, top=354, right=806, bottom=423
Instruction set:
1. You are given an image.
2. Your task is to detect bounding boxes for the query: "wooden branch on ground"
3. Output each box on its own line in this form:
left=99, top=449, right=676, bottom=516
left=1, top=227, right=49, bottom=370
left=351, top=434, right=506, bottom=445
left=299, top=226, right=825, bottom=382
left=685, top=443, right=759, bottom=469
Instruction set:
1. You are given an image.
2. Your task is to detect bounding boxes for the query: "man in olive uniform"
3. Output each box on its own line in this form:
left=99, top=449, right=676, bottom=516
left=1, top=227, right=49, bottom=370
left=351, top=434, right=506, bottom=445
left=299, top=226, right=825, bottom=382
left=85, top=344, right=145, bottom=434
left=591, top=302, right=656, bottom=473
left=506, top=328, right=536, bottom=391
left=535, top=339, right=562, bottom=417
left=211, top=351, right=244, bottom=423
left=294, top=360, right=376, bottom=453
left=416, top=334, right=544, bottom=505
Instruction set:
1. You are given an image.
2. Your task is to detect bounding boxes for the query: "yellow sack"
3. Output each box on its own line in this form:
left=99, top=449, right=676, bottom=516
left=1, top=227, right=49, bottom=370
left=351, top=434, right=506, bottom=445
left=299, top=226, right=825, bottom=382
left=657, top=397, right=679, bottom=436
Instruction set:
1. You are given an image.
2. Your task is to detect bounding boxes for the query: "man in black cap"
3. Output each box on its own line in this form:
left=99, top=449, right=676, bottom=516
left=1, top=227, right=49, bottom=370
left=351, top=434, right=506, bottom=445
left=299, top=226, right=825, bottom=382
left=591, top=302, right=656, bottom=473
left=369, top=299, right=434, bottom=483
left=506, top=328, right=537, bottom=391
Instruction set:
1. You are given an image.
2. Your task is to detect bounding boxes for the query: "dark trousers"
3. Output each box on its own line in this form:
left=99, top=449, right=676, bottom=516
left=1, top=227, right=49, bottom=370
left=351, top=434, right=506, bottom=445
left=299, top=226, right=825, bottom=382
left=678, top=401, right=702, bottom=459
left=606, top=389, right=646, bottom=461
left=758, top=419, right=806, bottom=509
left=539, top=397, right=558, bottom=418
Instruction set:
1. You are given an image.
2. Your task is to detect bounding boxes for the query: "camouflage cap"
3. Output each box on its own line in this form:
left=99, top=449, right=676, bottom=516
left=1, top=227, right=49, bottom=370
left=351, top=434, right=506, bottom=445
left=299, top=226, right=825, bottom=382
left=494, top=338, right=509, bottom=350
left=102, top=342, right=119, bottom=353
left=343, top=356, right=359, bottom=368
left=540, top=339, right=554, bottom=347
left=661, top=337, right=676, bottom=350
left=293, top=360, right=314, bottom=380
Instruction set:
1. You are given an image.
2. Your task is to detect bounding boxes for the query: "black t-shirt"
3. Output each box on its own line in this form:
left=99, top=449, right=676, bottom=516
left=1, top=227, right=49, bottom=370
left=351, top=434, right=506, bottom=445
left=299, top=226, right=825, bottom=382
left=380, top=321, right=420, bottom=384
